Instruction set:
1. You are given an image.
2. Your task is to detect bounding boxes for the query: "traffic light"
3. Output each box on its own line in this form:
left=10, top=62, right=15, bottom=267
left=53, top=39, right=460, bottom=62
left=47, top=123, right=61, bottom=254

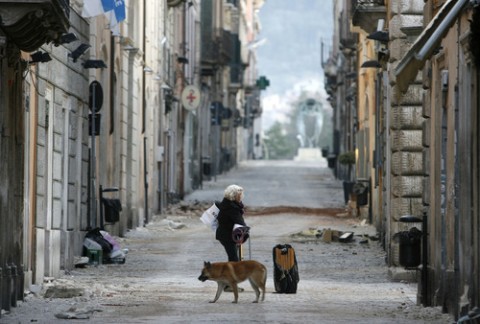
left=210, top=102, right=222, bottom=125
left=256, top=76, right=270, bottom=90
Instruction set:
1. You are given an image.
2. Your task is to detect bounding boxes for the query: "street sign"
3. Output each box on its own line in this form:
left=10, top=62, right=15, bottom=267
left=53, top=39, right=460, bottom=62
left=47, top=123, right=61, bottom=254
left=256, top=76, right=270, bottom=90
left=88, top=80, right=103, bottom=112
left=181, top=85, right=201, bottom=111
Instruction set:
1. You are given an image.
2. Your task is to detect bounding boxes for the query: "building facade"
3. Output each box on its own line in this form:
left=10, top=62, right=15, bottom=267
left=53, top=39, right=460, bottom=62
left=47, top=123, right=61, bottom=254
left=327, top=0, right=480, bottom=320
left=0, top=0, right=264, bottom=313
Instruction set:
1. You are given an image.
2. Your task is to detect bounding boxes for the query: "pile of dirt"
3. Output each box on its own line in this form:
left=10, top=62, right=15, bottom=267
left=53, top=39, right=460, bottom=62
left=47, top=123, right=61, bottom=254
left=165, top=200, right=349, bottom=219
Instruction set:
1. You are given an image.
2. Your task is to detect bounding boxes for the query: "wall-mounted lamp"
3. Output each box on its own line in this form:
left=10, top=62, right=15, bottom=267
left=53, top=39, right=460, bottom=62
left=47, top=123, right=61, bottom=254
left=177, top=56, right=188, bottom=64
left=161, top=83, right=172, bottom=91
left=367, top=30, right=389, bottom=43
left=162, top=83, right=173, bottom=114
left=83, top=60, right=107, bottom=69
left=69, top=43, right=91, bottom=62
left=123, top=45, right=139, bottom=52
left=144, top=66, right=153, bottom=73
left=59, top=32, right=78, bottom=45
left=29, top=51, right=52, bottom=63
left=361, top=60, right=381, bottom=68
left=153, top=74, right=162, bottom=81
left=161, top=83, right=178, bottom=100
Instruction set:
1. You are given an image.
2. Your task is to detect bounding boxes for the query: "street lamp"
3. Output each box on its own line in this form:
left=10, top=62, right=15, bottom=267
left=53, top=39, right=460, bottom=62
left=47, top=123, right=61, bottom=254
left=58, top=32, right=78, bottom=44
left=68, top=43, right=90, bottom=62
left=83, top=60, right=107, bottom=69
left=361, top=60, right=381, bottom=68
left=29, top=51, right=52, bottom=63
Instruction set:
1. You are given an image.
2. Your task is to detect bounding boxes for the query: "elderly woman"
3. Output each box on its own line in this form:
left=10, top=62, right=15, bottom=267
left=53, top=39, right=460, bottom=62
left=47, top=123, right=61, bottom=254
left=215, top=184, right=247, bottom=262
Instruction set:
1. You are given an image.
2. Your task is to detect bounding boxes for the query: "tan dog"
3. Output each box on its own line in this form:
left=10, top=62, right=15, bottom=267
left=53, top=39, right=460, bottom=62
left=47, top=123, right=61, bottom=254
left=198, top=260, right=267, bottom=303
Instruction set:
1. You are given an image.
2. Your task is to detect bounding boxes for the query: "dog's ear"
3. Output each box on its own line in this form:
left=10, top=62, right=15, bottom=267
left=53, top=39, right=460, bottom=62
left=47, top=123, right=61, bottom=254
left=204, top=261, right=211, bottom=268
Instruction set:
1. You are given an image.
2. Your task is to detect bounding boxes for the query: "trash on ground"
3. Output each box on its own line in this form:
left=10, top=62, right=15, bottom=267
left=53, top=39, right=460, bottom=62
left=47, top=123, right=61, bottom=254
left=290, top=227, right=380, bottom=245
left=339, top=232, right=354, bottom=242
left=83, top=228, right=126, bottom=265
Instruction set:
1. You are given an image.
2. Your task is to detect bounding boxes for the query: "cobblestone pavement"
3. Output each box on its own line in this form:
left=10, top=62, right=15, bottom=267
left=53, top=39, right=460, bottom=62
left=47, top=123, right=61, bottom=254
left=0, top=160, right=455, bottom=324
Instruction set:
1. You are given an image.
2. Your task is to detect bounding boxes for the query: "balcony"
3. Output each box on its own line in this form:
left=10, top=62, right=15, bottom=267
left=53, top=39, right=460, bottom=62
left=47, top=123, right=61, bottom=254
left=351, top=0, right=386, bottom=34
left=0, top=0, right=70, bottom=52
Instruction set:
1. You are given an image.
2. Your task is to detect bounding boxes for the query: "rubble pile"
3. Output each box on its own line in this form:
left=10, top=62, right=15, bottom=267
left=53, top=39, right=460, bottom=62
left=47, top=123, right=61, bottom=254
left=290, top=226, right=380, bottom=244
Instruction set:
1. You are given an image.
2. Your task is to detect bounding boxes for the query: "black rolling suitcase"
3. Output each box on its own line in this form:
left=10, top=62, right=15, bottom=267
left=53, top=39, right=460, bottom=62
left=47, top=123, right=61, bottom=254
left=273, top=244, right=299, bottom=293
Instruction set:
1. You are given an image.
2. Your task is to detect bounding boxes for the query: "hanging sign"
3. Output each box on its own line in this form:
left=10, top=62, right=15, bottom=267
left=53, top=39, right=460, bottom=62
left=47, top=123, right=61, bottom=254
left=181, top=85, right=201, bottom=111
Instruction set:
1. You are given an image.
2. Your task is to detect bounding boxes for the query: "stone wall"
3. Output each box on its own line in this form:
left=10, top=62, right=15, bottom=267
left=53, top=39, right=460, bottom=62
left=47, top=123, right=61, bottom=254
left=387, top=0, right=425, bottom=266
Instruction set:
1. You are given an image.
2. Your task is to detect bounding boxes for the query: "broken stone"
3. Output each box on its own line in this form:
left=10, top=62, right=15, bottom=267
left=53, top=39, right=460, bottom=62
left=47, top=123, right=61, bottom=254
left=323, top=229, right=332, bottom=242
left=168, top=220, right=186, bottom=230
left=29, top=284, right=42, bottom=295
left=54, top=306, right=102, bottom=320
left=44, top=286, right=85, bottom=298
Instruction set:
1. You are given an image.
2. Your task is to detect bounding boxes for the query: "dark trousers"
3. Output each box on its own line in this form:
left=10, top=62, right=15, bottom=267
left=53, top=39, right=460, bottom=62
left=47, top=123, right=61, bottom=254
left=220, top=240, right=239, bottom=261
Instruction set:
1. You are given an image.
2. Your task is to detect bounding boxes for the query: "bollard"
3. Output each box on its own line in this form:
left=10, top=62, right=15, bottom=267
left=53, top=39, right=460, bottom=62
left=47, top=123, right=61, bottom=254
left=10, top=263, right=17, bottom=308
left=0, top=267, right=2, bottom=318
left=17, top=265, right=24, bottom=302
left=2, top=265, right=11, bottom=312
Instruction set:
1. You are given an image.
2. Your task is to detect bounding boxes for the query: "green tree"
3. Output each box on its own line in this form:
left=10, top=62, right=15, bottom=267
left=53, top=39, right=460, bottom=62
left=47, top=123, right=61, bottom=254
left=263, top=121, right=298, bottom=160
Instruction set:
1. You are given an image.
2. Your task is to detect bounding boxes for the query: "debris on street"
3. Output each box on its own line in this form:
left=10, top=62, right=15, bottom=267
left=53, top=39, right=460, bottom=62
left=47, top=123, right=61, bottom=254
left=0, top=160, right=455, bottom=324
left=290, top=224, right=379, bottom=244
left=54, top=306, right=102, bottom=320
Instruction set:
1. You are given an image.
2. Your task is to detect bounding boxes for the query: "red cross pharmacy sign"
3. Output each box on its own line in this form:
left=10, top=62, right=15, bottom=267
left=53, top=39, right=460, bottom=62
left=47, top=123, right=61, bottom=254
left=181, top=85, right=201, bottom=111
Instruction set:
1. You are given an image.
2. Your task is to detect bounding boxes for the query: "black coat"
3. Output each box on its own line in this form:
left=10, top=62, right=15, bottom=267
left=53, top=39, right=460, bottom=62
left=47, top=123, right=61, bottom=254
left=215, top=198, right=246, bottom=243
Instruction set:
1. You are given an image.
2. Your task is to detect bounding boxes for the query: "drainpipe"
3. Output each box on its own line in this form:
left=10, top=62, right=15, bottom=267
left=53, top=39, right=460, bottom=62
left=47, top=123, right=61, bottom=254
left=453, top=17, right=461, bottom=317
left=142, top=0, right=148, bottom=225
left=90, top=84, right=98, bottom=228
left=422, top=212, right=429, bottom=306
left=440, top=70, right=448, bottom=312
left=415, top=0, right=469, bottom=61
left=144, top=137, right=148, bottom=224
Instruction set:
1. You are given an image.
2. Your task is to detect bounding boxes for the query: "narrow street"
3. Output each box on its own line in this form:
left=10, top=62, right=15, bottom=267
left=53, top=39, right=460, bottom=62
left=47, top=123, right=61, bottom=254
left=1, top=160, right=454, bottom=323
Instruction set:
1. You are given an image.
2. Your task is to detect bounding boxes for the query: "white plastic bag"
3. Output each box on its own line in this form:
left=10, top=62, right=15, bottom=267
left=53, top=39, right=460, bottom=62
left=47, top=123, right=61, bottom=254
left=83, top=237, right=102, bottom=250
left=200, top=203, right=220, bottom=231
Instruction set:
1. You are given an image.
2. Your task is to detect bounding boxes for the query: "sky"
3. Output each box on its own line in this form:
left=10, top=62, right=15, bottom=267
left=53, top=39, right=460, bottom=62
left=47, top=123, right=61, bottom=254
left=256, top=1, right=334, bottom=130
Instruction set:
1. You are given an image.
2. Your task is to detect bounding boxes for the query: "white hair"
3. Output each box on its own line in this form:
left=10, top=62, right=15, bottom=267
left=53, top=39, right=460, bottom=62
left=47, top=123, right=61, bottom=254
left=224, top=184, right=244, bottom=201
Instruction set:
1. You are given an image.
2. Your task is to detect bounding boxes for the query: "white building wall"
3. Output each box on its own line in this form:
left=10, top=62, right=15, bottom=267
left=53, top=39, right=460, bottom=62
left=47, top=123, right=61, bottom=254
left=28, top=5, right=91, bottom=280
